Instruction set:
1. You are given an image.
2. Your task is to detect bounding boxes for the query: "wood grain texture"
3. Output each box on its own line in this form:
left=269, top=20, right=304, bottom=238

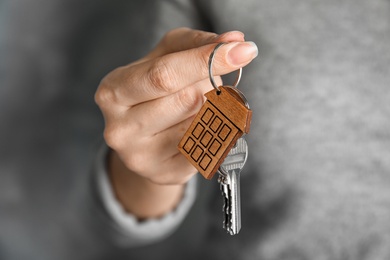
left=178, top=86, right=252, bottom=179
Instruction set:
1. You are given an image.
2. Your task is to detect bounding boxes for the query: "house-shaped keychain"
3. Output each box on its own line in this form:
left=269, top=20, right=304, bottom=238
left=178, top=86, right=252, bottom=180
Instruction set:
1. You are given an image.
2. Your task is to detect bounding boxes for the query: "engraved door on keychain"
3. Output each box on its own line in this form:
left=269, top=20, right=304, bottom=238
left=178, top=42, right=252, bottom=180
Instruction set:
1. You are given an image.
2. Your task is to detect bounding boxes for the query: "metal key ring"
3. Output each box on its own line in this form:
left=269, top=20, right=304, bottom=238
left=208, top=42, right=242, bottom=94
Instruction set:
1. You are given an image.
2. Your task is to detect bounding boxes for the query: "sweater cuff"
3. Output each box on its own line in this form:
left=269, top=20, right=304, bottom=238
left=94, top=143, right=197, bottom=245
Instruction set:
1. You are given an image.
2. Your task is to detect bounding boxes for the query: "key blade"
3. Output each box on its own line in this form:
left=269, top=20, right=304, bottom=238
left=219, top=137, right=248, bottom=235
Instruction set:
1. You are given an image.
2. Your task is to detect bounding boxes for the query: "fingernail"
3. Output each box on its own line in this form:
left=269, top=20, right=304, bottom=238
left=227, top=41, right=258, bottom=66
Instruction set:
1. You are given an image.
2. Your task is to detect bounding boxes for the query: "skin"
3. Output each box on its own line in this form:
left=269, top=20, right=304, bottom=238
left=95, top=27, right=258, bottom=220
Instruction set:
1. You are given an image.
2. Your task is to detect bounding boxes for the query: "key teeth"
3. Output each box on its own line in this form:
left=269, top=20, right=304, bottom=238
left=219, top=178, right=235, bottom=234
left=218, top=175, right=231, bottom=232
left=226, top=184, right=233, bottom=233
left=219, top=172, right=241, bottom=236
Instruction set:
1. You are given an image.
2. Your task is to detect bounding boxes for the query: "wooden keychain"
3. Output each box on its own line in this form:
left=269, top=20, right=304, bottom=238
left=178, top=43, right=252, bottom=179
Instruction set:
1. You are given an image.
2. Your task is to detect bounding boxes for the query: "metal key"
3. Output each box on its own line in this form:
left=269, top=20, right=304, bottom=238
left=218, top=137, right=248, bottom=235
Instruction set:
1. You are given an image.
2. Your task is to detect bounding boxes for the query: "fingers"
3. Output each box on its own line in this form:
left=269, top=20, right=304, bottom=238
left=112, top=118, right=198, bottom=185
left=127, top=78, right=219, bottom=135
left=144, top=27, right=245, bottom=60
left=105, top=41, right=258, bottom=107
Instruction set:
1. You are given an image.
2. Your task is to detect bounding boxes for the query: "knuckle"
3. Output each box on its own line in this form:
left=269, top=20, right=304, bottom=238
left=148, top=58, right=177, bottom=93
left=103, top=125, right=122, bottom=150
left=95, top=82, right=114, bottom=107
left=175, top=87, right=203, bottom=113
left=95, top=74, right=121, bottom=107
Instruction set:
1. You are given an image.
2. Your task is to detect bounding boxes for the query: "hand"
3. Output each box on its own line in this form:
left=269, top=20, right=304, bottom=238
left=95, top=28, right=258, bottom=219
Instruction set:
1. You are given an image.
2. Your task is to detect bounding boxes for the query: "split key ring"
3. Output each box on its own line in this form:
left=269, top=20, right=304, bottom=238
left=208, top=42, right=242, bottom=94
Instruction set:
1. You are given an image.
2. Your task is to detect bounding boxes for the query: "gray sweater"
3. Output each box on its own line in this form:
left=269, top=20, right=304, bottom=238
left=1, top=0, right=390, bottom=259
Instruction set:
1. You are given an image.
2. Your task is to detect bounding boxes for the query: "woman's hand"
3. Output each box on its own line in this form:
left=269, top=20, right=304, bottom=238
left=95, top=28, right=258, bottom=219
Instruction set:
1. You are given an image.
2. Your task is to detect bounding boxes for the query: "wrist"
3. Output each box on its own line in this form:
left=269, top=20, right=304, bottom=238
left=107, top=150, right=185, bottom=220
